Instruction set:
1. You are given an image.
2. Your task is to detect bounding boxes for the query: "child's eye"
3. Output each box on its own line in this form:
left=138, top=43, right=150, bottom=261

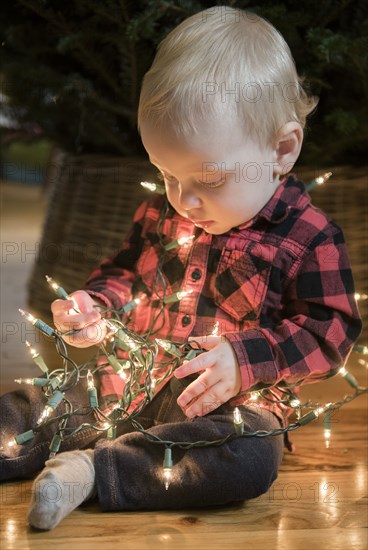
left=157, top=171, right=177, bottom=184
left=197, top=178, right=225, bottom=189
left=157, top=171, right=224, bottom=189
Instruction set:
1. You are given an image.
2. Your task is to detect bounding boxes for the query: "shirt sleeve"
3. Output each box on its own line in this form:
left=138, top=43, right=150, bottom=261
left=224, top=228, right=363, bottom=394
left=83, top=200, right=149, bottom=311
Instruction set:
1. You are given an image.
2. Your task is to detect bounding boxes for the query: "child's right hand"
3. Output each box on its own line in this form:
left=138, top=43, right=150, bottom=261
left=51, top=290, right=107, bottom=348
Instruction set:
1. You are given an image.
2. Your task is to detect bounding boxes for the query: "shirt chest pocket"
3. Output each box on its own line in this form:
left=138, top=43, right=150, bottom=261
left=136, top=240, right=191, bottom=293
left=214, top=246, right=272, bottom=322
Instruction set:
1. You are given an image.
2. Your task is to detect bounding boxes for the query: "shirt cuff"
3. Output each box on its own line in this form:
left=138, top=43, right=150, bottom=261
left=224, top=329, right=277, bottom=394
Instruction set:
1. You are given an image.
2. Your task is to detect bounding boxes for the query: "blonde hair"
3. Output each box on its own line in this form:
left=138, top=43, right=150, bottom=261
left=137, top=6, right=318, bottom=147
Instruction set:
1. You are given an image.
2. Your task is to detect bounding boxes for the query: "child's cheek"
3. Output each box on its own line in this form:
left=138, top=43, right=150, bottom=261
left=166, top=187, right=179, bottom=212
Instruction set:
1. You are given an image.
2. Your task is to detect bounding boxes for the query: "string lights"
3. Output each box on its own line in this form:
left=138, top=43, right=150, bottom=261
left=8, top=173, right=367, bottom=490
left=305, top=172, right=332, bottom=192
left=25, top=341, right=49, bottom=374
left=140, top=181, right=166, bottom=195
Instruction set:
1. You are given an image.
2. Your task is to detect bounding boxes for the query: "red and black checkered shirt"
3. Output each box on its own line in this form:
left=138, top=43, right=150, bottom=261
left=85, top=174, right=362, bottom=443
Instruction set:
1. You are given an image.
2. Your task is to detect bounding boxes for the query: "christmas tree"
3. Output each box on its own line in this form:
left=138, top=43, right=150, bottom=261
left=1, top=0, right=367, bottom=163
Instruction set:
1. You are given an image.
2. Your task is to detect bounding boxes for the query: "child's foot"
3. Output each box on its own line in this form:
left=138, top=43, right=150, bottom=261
left=28, top=449, right=96, bottom=530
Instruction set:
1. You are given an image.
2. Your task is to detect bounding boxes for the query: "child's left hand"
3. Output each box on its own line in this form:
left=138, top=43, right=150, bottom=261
left=174, top=336, right=241, bottom=418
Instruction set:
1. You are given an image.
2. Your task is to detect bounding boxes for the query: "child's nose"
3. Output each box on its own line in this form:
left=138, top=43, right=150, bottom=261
left=178, top=184, right=203, bottom=210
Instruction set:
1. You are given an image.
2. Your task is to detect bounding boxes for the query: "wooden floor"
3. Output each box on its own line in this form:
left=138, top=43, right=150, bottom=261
left=1, top=173, right=367, bottom=549
left=0, top=393, right=367, bottom=550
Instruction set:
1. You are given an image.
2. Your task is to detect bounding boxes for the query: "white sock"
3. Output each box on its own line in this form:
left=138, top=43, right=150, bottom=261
left=28, top=449, right=96, bottom=530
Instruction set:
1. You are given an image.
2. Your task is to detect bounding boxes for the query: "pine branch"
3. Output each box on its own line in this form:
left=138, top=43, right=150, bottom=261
left=17, top=0, right=122, bottom=96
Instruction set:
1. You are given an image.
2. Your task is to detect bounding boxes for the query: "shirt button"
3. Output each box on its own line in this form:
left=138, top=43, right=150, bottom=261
left=182, top=315, right=191, bottom=327
left=191, top=269, right=202, bottom=281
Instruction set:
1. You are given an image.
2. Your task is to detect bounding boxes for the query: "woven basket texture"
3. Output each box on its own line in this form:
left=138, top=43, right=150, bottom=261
left=28, top=154, right=156, bottom=319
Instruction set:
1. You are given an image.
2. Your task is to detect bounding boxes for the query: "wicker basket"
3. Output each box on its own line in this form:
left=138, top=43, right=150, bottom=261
left=28, top=154, right=156, bottom=320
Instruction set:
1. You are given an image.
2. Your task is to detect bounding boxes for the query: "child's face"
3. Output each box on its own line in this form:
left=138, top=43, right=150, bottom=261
left=140, top=118, right=280, bottom=235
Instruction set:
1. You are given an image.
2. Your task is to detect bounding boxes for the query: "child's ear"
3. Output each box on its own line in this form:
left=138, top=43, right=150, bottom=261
left=273, top=122, right=303, bottom=176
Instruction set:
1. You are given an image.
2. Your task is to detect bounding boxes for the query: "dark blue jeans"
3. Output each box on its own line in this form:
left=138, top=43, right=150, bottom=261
left=0, top=376, right=284, bottom=511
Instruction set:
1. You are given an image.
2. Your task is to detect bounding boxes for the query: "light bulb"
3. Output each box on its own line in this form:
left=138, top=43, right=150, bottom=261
left=162, top=448, right=173, bottom=490
left=177, top=235, right=195, bottom=246
left=315, top=172, right=332, bottom=185
left=14, top=378, right=33, bottom=385
left=19, top=309, right=35, bottom=324
left=249, top=392, right=259, bottom=402
left=25, top=340, right=37, bottom=358
left=211, top=321, right=219, bottom=337
left=324, top=429, right=331, bottom=448
left=233, top=407, right=244, bottom=435
left=140, top=181, right=166, bottom=194
left=19, top=309, right=55, bottom=337
left=87, top=370, right=95, bottom=388
left=155, top=339, right=182, bottom=357
left=233, top=407, right=242, bottom=424
left=177, top=289, right=193, bottom=300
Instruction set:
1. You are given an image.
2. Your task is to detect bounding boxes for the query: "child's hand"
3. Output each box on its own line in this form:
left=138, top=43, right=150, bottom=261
left=51, top=290, right=107, bottom=348
left=174, top=336, right=241, bottom=418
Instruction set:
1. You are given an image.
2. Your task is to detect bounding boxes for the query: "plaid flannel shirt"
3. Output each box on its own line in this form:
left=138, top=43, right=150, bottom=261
left=85, top=174, right=362, bottom=446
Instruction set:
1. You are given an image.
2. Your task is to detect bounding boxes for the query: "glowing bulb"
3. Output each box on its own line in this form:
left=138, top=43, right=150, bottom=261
left=249, top=392, right=259, bottom=401
left=140, top=181, right=156, bottom=192
left=306, top=172, right=332, bottom=192
left=87, top=370, right=99, bottom=408
left=45, top=275, right=60, bottom=291
left=233, top=407, right=242, bottom=424
left=163, top=469, right=172, bottom=491
left=177, top=235, right=195, bottom=246
left=87, top=370, right=95, bottom=388
left=156, top=339, right=170, bottom=351
left=14, top=378, right=33, bottom=385
left=19, top=308, right=35, bottom=324
left=162, top=448, right=173, bottom=490
left=25, top=341, right=49, bottom=373
left=211, top=321, right=219, bottom=337
left=324, top=410, right=332, bottom=449
left=290, top=399, right=300, bottom=408
left=155, top=339, right=182, bottom=357
left=324, top=429, right=331, bottom=448
left=315, top=172, right=332, bottom=185
left=233, top=407, right=244, bottom=435
left=355, top=293, right=368, bottom=301
left=25, top=340, right=37, bottom=358
left=37, top=407, right=52, bottom=424
left=140, top=181, right=165, bottom=194
left=37, top=391, right=64, bottom=424
left=339, top=366, right=359, bottom=389
left=19, top=310, right=55, bottom=337
left=177, top=289, right=193, bottom=300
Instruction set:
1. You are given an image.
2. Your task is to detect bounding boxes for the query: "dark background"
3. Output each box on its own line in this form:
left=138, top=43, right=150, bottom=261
left=1, top=0, right=367, bottom=166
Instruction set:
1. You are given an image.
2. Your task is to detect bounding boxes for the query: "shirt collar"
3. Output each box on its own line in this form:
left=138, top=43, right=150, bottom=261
left=235, top=174, right=310, bottom=231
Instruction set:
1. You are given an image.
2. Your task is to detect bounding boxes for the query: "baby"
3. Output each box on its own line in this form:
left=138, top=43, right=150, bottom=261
left=0, top=6, right=361, bottom=530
